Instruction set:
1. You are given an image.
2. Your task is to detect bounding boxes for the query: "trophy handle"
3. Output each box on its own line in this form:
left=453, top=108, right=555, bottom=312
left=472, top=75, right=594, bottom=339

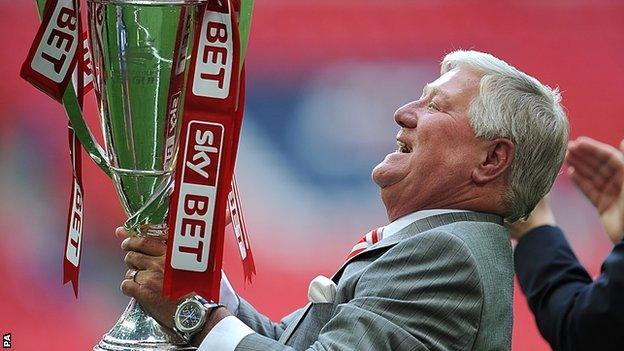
left=62, top=85, right=114, bottom=178
left=123, top=175, right=174, bottom=236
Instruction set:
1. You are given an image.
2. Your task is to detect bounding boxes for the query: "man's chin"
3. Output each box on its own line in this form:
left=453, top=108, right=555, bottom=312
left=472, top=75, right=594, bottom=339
left=371, top=164, right=401, bottom=189
left=372, top=152, right=411, bottom=187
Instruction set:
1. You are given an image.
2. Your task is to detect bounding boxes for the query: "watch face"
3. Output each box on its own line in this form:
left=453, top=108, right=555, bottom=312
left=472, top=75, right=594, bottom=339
left=176, top=301, right=205, bottom=332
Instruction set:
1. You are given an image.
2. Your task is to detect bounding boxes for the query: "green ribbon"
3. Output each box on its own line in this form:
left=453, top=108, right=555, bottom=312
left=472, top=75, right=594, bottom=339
left=35, top=0, right=113, bottom=177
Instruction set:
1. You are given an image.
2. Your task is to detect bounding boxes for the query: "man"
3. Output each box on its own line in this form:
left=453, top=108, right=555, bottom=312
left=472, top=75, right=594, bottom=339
left=119, top=50, right=569, bottom=350
left=510, top=137, right=624, bottom=351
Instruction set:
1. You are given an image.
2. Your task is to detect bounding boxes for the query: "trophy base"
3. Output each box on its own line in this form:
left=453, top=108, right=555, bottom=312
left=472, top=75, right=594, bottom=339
left=94, top=298, right=196, bottom=351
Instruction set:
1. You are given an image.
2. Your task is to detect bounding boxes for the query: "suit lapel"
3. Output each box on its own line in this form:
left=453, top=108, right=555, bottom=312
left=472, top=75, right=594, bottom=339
left=277, top=302, right=311, bottom=344
left=278, top=211, right=503, bottom=345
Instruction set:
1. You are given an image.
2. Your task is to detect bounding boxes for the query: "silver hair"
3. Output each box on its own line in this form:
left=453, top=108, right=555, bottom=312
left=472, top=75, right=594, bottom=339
left=441, top=50, right=569, bottom=222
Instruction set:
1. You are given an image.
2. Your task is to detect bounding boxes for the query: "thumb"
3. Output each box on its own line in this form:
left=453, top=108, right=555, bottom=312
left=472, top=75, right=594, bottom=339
left=619, top=139, right=624, bottom=153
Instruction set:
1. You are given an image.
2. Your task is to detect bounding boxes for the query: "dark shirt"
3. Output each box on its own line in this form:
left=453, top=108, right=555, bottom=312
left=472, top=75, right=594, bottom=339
left=514, top=225, right=624, bottom=351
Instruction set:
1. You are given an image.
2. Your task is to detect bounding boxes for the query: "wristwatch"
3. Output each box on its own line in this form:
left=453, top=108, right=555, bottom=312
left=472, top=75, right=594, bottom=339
left=173, top=295, right=223, bottom=343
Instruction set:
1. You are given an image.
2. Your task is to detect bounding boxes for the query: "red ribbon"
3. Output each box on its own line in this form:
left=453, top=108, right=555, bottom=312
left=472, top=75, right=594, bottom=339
left=63, top=123, right=84, bottom=297
left=21, top=0, right=251, bottom=299
left=20, top=0, right=81, bottom=102
left=63, top=23, right=94, bottom=297
left=63, top=19, right=92, bottom=297
left=228, top=173, right=256, bottom=283
left=20, top=0, right=93, bottom=297
left=164, top=0, right=245, bottom=300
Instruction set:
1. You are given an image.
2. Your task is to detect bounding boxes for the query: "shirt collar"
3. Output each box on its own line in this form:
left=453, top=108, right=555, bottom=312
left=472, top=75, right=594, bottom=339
left=381, top=209, right=473, bottom=239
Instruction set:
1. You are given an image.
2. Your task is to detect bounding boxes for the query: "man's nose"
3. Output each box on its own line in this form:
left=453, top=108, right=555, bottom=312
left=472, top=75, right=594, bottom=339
left=394, top=104, right=418, bottom=128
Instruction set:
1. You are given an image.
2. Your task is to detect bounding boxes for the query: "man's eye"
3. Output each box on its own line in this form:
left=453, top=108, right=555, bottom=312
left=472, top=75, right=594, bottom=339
left=427, top=102, right=439, bottom=111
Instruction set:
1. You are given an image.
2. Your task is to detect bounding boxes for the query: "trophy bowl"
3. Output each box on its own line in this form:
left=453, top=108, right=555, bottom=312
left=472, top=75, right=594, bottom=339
left=84, top=0, right=205, bottom=349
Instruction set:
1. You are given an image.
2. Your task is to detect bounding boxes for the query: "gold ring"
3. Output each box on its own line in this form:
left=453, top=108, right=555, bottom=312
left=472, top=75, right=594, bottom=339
left=130, top=270, right=139, bottom=283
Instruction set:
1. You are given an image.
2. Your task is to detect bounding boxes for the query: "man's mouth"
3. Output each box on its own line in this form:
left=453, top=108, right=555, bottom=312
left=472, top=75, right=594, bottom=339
left=396, top=140, right=412, bottom=153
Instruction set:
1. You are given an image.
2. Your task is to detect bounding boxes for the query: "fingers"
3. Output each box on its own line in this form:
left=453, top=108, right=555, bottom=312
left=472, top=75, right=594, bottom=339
left=116, top=226, right=178, bottom=330
left=568, top=138, right=613, bottom=170
left=123, top=269, right=162, bottom=286
left=566, top=150, right=604, bottom=187
left=570, top=137, right=620, bottom=164
left=115, top=227, right=132, bottom=239
left=116, top=226, right=167, bottom=256
left=567, top=143, right=615, bottom=179
left=121, top=270, right=163, bottom=299
left=120, top=276, right=159, bottom=301
left=568, top=167, right=602, bottom=204
left=124, top=269, right=138, bottom=281
left=121, top=236, right=167, bottom=257
left=120, top=271, right=179, bottom=330
left=566, top=138, right=624, bottom=194
left=124, top=251, right=165, bottom=272
left=120, top=279, right=141, bottom=297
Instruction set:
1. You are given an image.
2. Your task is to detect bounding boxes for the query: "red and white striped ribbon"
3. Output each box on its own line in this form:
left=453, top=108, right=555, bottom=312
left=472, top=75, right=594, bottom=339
left=345, top=227, right=383, bottom=261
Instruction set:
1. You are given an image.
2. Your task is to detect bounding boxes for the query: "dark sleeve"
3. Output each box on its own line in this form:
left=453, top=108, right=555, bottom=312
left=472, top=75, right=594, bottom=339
left=514, top=225, right=624, bottom=351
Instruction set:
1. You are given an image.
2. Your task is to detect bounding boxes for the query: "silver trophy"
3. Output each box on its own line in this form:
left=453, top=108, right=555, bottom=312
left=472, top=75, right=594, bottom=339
left=77, top=0, right=203, bottom=349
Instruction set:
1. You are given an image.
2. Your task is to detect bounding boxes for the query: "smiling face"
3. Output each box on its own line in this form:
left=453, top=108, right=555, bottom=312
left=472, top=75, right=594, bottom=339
left=372, top=67, right=488, bottom=221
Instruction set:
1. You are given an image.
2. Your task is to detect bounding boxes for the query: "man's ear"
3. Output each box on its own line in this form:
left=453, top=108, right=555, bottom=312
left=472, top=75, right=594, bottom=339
left=471, top=138, right=515, bottom=185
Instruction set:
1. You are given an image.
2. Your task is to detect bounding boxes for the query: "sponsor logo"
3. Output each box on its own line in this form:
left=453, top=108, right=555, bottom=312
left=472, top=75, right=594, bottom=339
left=164, top=92, right=182, bottom=165
left=228, top=191, right=246, bottom=260
left=65, top=179, right=83, bottom=267
left=30, top=0, right=79, bottom=83
left=192, top=1, right=233, bottom=99
left=171, top=121, right=224, bottom=272
left=81, top=34, right=94, bottom=91
left=175, top=11, right=193, bottom=75
left=72, top=32, right=94, bottom=93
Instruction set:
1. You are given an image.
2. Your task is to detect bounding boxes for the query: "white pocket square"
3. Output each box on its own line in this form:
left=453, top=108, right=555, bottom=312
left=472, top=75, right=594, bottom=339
left=308, top=275, right=337, bottom=304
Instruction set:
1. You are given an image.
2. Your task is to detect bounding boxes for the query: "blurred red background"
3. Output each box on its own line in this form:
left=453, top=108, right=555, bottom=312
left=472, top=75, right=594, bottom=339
left=1, top=1, right=623, bottom=350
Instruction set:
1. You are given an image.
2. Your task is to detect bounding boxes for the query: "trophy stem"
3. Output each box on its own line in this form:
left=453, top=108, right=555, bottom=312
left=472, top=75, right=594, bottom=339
left=94, top=298, right=196, bottom=351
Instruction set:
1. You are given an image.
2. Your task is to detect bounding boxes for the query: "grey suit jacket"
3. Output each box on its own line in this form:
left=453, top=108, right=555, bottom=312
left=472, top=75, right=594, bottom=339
left=234, top=212, right=513, bottom=351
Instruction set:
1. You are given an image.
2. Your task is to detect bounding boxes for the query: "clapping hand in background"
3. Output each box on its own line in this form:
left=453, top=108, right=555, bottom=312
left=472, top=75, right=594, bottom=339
left=567, top=137, right=624, bottom=243
left=509, top=137, right=624, bottom=243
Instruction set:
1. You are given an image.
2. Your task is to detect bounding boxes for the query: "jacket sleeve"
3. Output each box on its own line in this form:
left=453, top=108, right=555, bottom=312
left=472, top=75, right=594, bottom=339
left=514, top=225, right=624, bottom=351
left=235, top=230, right=484, bottom=351
left=236, top=297, right=305, bottom=340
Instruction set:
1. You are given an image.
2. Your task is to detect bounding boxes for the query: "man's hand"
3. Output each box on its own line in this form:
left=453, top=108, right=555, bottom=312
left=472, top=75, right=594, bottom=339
left=117, top=228, right=182, bottom=330
left=566, top=137, right=624, bottom=243
left=117, top=227, right=233, bottom=345
left=507, top=196, right=557, bottom=241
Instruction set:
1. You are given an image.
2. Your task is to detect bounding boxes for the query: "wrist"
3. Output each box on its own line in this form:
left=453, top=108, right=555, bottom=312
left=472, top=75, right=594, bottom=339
left=517, top=224, right=560, bottom=243
left=610, top=232, right=624, bottom=244
left=173, top=296, right=226, bottom=344
left=190, top=307, right=231, bottom=346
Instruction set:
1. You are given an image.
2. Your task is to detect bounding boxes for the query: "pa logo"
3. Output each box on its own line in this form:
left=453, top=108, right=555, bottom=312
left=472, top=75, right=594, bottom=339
left=2, top=333, right=10, bottom=349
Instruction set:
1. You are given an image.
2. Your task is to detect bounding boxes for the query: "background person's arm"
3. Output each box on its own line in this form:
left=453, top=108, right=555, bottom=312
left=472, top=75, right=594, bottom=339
left=515, top=226, right=624, bottom=351
left=510, top=137, right=624, bottom=351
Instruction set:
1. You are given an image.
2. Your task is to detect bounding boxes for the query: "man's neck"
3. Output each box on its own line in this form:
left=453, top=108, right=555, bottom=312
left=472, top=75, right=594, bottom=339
left=385, top=189, right=505, bottom=222
left=382, top=209, right=473, bottom=239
